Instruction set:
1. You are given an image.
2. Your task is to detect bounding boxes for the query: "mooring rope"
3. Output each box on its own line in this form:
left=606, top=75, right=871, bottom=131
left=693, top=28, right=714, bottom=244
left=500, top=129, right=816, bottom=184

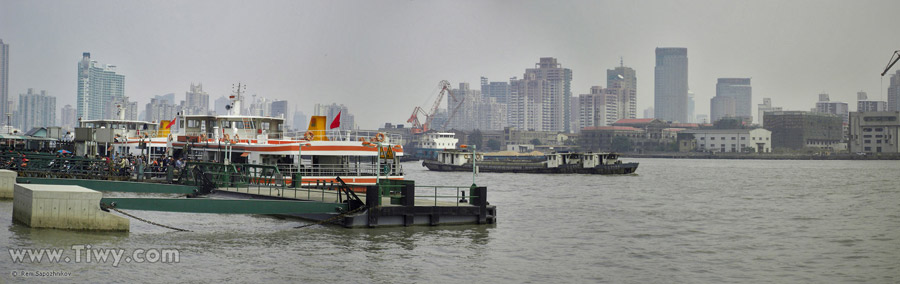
left=102, top=205, right=192, bottom=232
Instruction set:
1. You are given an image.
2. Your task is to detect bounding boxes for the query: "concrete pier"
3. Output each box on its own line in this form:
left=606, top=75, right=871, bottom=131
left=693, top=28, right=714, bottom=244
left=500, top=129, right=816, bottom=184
left=13, top=184, right=129, bottom=231
left=0, top=169, right=16, bottom=199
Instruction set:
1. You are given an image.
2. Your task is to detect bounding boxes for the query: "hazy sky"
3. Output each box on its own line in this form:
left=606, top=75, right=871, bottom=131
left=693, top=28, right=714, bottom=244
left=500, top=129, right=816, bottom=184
left=2, top=0, right=898, bottom=128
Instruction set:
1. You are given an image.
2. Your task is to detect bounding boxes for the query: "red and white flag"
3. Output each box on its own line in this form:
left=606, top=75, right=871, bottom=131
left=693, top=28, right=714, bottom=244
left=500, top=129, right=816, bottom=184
left=329, top=111, right=341, bottom=129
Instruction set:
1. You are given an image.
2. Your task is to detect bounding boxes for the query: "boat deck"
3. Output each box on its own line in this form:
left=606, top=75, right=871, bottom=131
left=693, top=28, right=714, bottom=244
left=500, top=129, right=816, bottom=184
left=215, top=186, right=471, bottom=207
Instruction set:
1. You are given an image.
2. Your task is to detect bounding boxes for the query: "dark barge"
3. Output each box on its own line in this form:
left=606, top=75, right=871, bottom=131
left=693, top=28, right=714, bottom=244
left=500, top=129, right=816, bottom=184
left=423, top=151, right=638, bottom=174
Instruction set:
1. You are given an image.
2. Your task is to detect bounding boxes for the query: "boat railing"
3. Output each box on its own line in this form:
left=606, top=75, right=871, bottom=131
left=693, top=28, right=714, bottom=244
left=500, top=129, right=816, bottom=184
left=171, top=130, right=404, bottom=145
left=413, top=185, right=479, bottom=207
left=283, top=130, right=404, bottom=144
left=275, top=162, right=404, bottom=178
left=371, top=181, right=478, bottom=207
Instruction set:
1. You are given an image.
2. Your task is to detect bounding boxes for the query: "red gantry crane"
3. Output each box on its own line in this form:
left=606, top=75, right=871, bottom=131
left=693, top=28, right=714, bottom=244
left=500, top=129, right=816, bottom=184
left=408, top=80, right=454, bottom=134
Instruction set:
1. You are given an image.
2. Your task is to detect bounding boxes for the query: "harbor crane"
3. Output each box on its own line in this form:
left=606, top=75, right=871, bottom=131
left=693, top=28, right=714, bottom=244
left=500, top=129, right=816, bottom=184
left=407, top=80, right=456, bottom=134
left=881, top=50, right=900, bottom=76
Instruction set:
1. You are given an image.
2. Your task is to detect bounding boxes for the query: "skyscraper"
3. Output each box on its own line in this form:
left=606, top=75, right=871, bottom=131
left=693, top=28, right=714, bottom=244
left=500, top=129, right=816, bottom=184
left=815, top=93, right=849, bottom=124
left=711, top=78, right=752, bottom=122
left=60, top=104, right=77, bottom=130
left=270, top=100, right=289, bottom=128
left=104, top=96, right=137, bottom=120
left=757, top=98, right=783, bottom=126
left=480, top=77, right=510, bottom=104
left=77, top=53, right=125, bottom=120
left=887, top=70, right=900, bottom=111
left=17, top=88, right=56, bottom=131
left=0, top=39, right=8, bottom=121
left=313, top=103, right=355, bottom=131
left=687, top=91, right=695, bottom=123
left=144, top=98, right=177, bottom=123
left=292, top=110, right=307, bottom=132
left=710, top=96, right=736, bottom=123
left=508, top=57, right=572, bottom=132
left=607, top=63, right=637, bottom=120
left=578, top=86, right=619, bottom=129
left=857, top=91, right=887, bottom=112
left=654, top=48, right=689, bottom=122
left=184, top=83, right=209, bottom=115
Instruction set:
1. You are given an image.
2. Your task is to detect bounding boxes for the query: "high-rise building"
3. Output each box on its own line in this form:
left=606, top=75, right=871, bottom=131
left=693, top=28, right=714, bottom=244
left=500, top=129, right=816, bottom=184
left=447, top=82, right=475, bottom=130
left=654, top=47, right=689, bottom=122
left=0, top=39, right=9, bottom=121
left=687, top=91, right=695, bottom=123
left=578, top=86, right=618, bottom=129
left=104, top=96, right=137, bottom=120
left=184, top=83, right=209, bottom=115
left=313, top=103, right=355, bottom=131
left=643, top=107, right=654, bottom=119
left=246, top=95, right=271, bottom=117
left=815, top=93, right=849, bottom=124
left=60, top=104, right=76, bottom=130
left=77, top=53, right=125, bottom=120
left=710, top=96, right=736, bottom=123
left=480, top=77, right=510, bottom=129
left=711, top=78, right=752, bottom=123
left=154, top=93, right=175, bottom=105
left=607, top=64, right=637, bottom=120
left=292, top=110, right=307, bottom=132
left=446, top=82, right=504, bottom=131
left=474, top=96, right=506, bottom=131
left=17, top=88, right=56, bottom=131
left=890, top=70, right=900, bottom=112
left=270, top=100, right=289, bottom=129
left=857, top=91, right=887, bottom=112
left=480, top=77, right=510, bottom=105
left=144, top=98, right=177, bottom=123
left=757, top=98, right=783, bottom=126
left=508, top=57, right=572, bottom=132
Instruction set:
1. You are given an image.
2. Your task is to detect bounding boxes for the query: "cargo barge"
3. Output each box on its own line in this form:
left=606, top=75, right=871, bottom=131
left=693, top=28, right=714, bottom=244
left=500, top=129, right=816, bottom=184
left=423, top=150, right=638, bottom=174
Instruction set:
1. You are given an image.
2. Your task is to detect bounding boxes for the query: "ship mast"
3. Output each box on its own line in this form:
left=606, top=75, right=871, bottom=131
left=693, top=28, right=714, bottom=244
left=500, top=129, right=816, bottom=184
left=228, top=83, right=246, bottom=116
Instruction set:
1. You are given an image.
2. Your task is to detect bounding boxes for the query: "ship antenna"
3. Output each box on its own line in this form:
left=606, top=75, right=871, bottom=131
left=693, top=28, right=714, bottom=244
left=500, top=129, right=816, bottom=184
left=230, top=83, right=246, bottom=116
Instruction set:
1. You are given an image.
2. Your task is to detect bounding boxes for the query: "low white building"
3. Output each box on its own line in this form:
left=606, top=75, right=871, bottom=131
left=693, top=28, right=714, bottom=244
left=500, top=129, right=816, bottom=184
left=679, top=128, right=771, bottom=153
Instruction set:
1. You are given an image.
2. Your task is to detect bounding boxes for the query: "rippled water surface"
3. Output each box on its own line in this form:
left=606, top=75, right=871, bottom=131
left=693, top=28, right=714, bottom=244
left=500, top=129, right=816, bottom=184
left=1, top=158, right=898, bottom=283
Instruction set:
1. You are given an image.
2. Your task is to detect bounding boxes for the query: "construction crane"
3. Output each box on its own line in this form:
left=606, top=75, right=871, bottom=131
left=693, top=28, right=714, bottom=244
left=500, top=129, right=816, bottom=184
left=881, top=50, right=900, bottom=76
left=407, top=80, right=453, bottom=134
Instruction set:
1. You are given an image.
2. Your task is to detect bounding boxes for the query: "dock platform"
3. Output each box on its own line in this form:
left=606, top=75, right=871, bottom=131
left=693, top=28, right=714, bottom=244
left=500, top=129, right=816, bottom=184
left=214, top=181, right=496, bottom=228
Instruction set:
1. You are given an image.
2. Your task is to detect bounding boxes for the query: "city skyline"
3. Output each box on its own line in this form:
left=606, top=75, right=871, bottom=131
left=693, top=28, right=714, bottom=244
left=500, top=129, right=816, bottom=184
left=1, top=1, right=899, bottom=129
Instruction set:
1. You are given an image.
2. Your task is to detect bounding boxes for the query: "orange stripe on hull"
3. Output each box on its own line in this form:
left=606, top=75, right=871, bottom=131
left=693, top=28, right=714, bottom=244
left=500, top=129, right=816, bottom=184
left=170, top=143, right=403, bottom=153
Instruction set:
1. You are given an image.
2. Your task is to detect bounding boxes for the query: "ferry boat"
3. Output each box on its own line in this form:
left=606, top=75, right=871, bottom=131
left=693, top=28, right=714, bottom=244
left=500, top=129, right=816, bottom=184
left=422, top=150, right=638, bottom=174
left=74, top=119, right=170, bottom=160
left=79, top=85, right=405, bottom=190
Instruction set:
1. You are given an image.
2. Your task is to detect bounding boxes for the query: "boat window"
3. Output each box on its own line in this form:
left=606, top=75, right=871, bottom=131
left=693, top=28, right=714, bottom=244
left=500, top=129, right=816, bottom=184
left=261, top=122, right=270, bottom=130
left=234, top=121, right=243, bottom=129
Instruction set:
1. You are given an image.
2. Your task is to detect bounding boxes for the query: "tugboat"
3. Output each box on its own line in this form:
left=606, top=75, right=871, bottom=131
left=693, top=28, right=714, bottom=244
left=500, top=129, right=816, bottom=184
left=422, top=150, right=638, bottom=174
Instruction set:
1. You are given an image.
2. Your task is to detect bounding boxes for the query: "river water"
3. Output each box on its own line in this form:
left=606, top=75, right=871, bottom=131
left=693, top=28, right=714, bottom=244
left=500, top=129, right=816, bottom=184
left=1, top=158, right=898, bottom=283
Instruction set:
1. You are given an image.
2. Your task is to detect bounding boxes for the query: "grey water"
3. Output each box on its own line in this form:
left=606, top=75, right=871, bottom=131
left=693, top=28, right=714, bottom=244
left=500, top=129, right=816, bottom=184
left=1, top=158, right=898, bottom=283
